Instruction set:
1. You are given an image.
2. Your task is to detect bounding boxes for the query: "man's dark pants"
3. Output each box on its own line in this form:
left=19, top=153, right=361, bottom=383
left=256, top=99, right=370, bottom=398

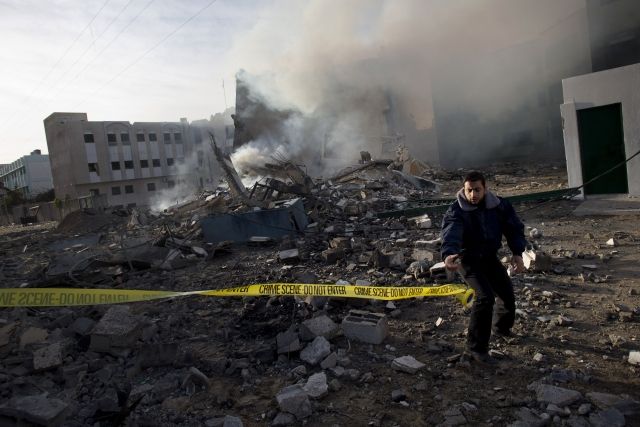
left=461, top=256, right=515, bottom=353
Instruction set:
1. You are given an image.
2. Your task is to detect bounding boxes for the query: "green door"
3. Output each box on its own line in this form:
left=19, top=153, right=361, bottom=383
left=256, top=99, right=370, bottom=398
left=577, top=103, right=628, bottom=195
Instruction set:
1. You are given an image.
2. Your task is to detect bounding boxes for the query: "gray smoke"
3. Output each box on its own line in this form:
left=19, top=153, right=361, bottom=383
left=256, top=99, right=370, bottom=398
left=226, top=0, right=588, bottom=170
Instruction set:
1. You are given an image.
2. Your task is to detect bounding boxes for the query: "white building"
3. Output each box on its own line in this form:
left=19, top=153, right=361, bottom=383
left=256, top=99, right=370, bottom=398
left=0, top=150, right=54, bottom=198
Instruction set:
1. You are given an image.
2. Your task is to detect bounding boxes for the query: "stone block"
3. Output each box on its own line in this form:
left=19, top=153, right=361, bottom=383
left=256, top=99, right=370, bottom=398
left=90, top=306, right=142, bottom=353
left=276, top=385, right=312, bottom=420
left=276, top=329, right=301, bottom=354
left=303, top=372, right=328, bottom=399
left=300, top=336, right=331, bottom=365
left=33, top=342, right=64, bottom=371
left=278, top=249, right=300, bottom=263
left=0, top=394, right=69, bottom=426
left=299, top=315, right=339, bottom=341
left=391, top=355, right=425, bottom=374
left=341, top=310, right=388, bottom=345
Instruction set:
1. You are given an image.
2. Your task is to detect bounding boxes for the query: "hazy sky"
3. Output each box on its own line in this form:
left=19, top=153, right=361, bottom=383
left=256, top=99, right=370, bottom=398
left=0, top=0, right=269, bottom=163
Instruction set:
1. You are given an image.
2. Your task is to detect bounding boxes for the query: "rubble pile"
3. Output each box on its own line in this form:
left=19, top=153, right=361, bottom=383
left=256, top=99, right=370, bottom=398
left=0, top=159, right=639, bottom=426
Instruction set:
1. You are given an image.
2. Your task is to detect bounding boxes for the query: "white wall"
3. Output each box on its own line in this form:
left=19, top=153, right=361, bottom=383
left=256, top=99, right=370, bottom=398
left=561, top=63, right=640, bottom=196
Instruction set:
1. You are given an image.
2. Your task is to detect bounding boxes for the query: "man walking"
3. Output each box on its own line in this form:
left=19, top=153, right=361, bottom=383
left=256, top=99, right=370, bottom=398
left=441, top=171, right=526, bottom=365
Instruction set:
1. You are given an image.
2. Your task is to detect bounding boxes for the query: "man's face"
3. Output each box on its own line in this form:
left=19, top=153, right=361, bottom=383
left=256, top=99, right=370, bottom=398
left=464, top=180, right=485, bottom=204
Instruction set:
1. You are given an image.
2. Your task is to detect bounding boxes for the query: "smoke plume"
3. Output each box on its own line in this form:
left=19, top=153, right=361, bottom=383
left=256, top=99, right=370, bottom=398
left=226, top=0, right=589, bottom=170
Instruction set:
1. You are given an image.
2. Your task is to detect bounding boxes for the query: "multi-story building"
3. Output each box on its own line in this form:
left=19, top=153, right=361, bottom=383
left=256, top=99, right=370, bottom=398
left=43, top=112, right=228, bottom=208
left=0, top=149, right=53, bottom=198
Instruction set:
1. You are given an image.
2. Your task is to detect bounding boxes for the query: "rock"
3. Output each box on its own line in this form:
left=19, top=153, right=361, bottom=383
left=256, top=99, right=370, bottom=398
left=555, top=315, right=574, bottom=326
left=628, top=351, right=640, bottom=365
left=0, top=394, right=69, bottom=426
left=413, top=215, right=432, bottom=229
left=391, top=388, right=407, bottom=402
left=97, top=388, right=121, bottom=412
left=278, top=249, right=300, bottom=263
left=578, top=403, right=592, bottom=415
left=300, top=336, right=331, bottom=365
left=533, top=353, right=545, bottom=363
left=182, top=367, right=210, bottom=391
left=606, top=238, right=617, bottom=247
left=320, top=352, right=338, bottom=369
left=589, top=408, right=625, bottom=427
left=272, top=412, right=296, bottom=426
left=535, top=384, right=582, bottom=407
left=303, top=372, right=328, bottom=399
left=299, top=315, right=339, bottom=341
left=69, top=317, right=95, bottom=336
left=322, top=248, right=345, bottom=264
left=275, top=385, right=312, bottom=420
left=33, top=342, right=64, bottom=371
left=205, top=415, right=244, bottom=427
left=587, top=391, right=640, bottom=415
left=391, top=355, right=425, bottom=374
left=90, top=305, right=142, bottom=353
left=522, top=249, right=552, bottom=272
left=406, top=260, right=430, bottom=279
left=513, top=407, right=547, bottom=427
left=276, top=329, right=301, bottom=354
left=19, top=327, right=48, bottom=348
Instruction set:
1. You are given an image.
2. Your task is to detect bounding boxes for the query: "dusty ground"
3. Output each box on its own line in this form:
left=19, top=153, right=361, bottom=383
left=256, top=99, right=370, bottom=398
left=0, top=161, right=639, bottom=426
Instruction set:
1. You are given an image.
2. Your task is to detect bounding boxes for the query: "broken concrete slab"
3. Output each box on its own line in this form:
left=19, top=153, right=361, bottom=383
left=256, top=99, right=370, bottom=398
left=275, top=384, right=312, bottom=420
left=300, top=336, right=331, bottom=365
left=299, top=315, right=339, bottom=341
left=19, top=326, right=48, bottom=349
left=341, top=310, right=388, bottom=344
left=90, top=305, right=142, bottom=353
left=535, top=384, right=583, bottom=407
left=276, top=329, right=301, bottom=354
left=278, top=248, right=300, bottom=263
left=303, top=372, right=328, bottom=399
left=0, top=394, right=69, bottom=426
left=391, top=355, right=425, bottom=374
left=33, top=341, right=64, bottom=371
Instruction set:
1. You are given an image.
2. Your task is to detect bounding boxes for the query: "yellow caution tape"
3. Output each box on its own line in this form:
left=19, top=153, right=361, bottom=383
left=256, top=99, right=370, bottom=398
left=0, top=283, right=474, bottom=308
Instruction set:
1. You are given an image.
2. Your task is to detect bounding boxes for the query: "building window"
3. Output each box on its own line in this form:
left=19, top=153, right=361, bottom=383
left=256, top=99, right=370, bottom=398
left=84, top=133, right=94, bottom=143
left=147, top=182, right=156, bottom=192
left=149, top=133, right=157, bottom=142
left=124, top=160, right=134, bottom=169
left=163, top=133, right=171, bottom=142
left=125, top=185, right=134, bottom=194
left=88, top=163, right=98, bottom=173
left=111, top=161, right=121, bottom=171
left=107, top=133, right=117, bottom=144
left=121, top=133, right=130, bottom=144
left=112, top=186, right=121, bottom=195
left=167, top=180, right=175, bottom=188
left=152, top=159, right=160, bottom=167
left=166, top=158, right=174, bottom=166
left=174, top=133, right=182, bottom=143
left=140, top=160, right=149, bottom=168
left=136, top=133, right=145, bottom=142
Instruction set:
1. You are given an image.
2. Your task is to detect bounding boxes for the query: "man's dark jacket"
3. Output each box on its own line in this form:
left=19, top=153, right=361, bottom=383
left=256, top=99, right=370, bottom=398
left=441, top=189, right=526, bottom=261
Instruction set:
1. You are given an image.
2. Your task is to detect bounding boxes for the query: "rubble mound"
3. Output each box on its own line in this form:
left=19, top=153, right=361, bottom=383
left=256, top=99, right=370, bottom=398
left=56, top=210, right=125, bottom=235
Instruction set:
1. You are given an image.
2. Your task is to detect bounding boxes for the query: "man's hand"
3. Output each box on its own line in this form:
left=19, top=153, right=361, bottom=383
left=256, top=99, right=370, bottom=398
left=444, top=254, right=461, bottom=271
left=510, top=255, right=525, bottom=274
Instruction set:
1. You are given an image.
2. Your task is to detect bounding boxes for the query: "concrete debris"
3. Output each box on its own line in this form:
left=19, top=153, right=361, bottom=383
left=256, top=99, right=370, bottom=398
left=391, top=355, right=425, bottom=374
left=522, top=249, right=552, bottom=272
left=0, top=394, right=69, bottom=426
left=534, top=384, right=583, bottom=407
left=275, top=385, right=312, bottom=420
left=90, top=305, right=142, bottom=354
left=299, top=315, right=339, bottom=341
left=628, top=351, right=640, bottom=365
left=300, top=336, right=331, bottom=365
left=303, top=372, right=329, bottom=399
left=341, top=310, right=388, bottom=344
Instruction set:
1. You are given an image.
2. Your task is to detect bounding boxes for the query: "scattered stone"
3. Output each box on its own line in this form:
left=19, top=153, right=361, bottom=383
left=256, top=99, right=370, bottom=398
left=523, top=249, right=552, bottom=272
left=322, top=248, right=345, bottom=264
left=555, top=315, right=574, bottom=326
left=0, top=394, right=69, bottom=426
left=391, top=388, right=407, bottom=402
left=300, top=336, right=331, bottom=365
left=303, top=372, right=328, bottom=399
left=341, top=310, right=388, bottom=344
left=391, top=355, right=425, bottom=374
left=182, top=367, right=210, bottom=391
left=90, top=305, right=142, bottom=353
left=530, top=228, right=543, bottom=238
left=278, top=249, right=300, bottom=263
left=535, top=384, right=582, bottom=407
left=69, top=317, right=95, bottom=336
left=275, top=385, right=312, bottom=420
left=299, top=315, right=339, bottom=341
left=19, top=327, right=48, bottom=349
left=413, top=215, right=432, bottom=229
left=589, top=408, right=625, bottom=427
left=276, top=329, right=301, bottom=354
left=272, top=412, right=296, bottom=426
left=320, top=352, right=338, bottom=369
left=587, top=392, right=640, bottom=415
left=578, top=403, right=592, bottom=415
left=33, top=342, right=64, bottom=371
left=606, top=238, right=617, bottom=247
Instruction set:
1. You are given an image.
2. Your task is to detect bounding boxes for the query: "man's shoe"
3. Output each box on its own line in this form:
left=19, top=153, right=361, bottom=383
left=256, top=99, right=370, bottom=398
left=468, top=351, right=498, bottom=366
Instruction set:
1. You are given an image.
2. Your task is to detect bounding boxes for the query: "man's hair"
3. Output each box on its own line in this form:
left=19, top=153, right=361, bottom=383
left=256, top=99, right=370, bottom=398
left=464, top=171, right=486, bottom=186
